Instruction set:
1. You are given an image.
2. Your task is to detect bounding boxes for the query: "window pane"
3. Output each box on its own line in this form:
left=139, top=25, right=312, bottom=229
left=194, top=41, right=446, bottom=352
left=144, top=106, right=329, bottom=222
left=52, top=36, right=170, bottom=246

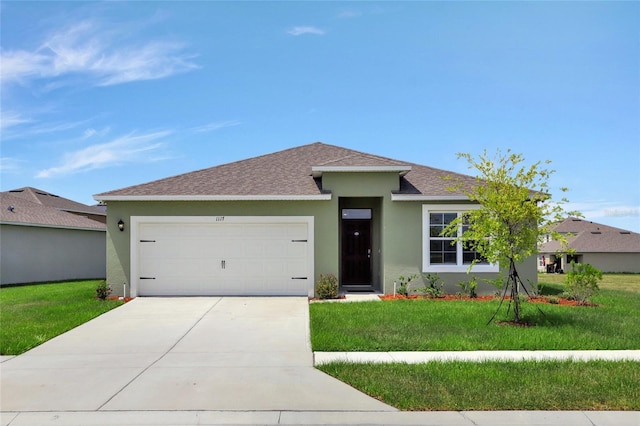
left=444, top=213, right=457, bottom=224
left=463, top=241, right=489, bottom=265
left=342, top=209, right=372, bottom=219
left=430, top=213, right=443, bottom=225
left=430, top=226, right=444, bottom=237
left=444, top=240, right=456, bottom=252
left=444, top=253, right=457, bottom=264
left=430, top=253, right=443, bottom=264
left=430, top=240, right=443, bottom=251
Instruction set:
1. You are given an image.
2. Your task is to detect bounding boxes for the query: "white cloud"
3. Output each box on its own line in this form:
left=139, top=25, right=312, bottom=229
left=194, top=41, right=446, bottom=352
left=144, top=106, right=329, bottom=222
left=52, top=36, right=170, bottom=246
left=36, top=130, right=172, bottom=178
left=0, top=157, right=23, bottom=173
left=337, top=10, right=362, bottom=19
left=287, top=26, right=326, bottom=36
left=190, top=120, right=241, bottom=133
left=0, top=112, right=33, bottom=130
left=562, top=201, right=640, bottom=219
left=82, top=127, right=110, bottom=139
left=1, top=20, right=199, bottom=88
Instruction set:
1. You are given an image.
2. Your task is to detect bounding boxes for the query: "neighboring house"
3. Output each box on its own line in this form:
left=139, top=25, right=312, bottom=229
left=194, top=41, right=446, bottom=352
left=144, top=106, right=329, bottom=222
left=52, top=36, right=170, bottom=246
left=0, top=189, right=106, bottom=286
left=94, top=142, right=537, bottom=298
left=538, top=217, right=640, bottom=273
left=5, top=187, right=106, bottom=224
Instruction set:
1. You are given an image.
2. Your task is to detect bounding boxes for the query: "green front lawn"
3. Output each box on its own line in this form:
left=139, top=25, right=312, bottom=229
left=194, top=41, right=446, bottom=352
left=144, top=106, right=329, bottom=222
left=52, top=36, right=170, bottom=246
left=318, top=360, right=640, bottom=411
left=0, top=280, right=123, bottom=355
left=310, top=287, right=640, bottom=351
left=312, top=275, right=640, bottom=411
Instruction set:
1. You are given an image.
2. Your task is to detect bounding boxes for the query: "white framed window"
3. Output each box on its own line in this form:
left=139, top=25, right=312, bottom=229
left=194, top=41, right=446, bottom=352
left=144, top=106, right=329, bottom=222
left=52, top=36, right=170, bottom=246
left=422, top=204, right=499, bottom=273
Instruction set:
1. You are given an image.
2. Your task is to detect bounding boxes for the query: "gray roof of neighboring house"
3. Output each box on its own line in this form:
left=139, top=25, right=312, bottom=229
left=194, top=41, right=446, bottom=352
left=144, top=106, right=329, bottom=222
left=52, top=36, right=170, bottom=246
left=95, top=142, right=478, bottom=199
left=539, top=217, right=640, bottom=253
left=5, top=187, right=106, bottom=216
left=1, top=192, right=106, bottom=230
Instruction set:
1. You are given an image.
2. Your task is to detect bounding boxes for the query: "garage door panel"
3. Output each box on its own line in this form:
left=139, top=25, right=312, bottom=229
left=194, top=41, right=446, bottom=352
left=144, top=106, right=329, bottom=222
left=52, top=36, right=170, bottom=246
left=136, top=219, right=311, bottom=296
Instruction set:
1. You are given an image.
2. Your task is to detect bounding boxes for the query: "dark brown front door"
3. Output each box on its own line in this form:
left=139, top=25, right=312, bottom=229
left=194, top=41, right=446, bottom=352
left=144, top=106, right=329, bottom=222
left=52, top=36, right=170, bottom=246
left=341, top=219, right=372, bottom=286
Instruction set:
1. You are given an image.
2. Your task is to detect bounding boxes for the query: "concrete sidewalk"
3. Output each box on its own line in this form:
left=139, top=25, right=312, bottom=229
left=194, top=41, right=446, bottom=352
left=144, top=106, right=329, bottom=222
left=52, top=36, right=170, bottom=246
left=2, top=410, right=639, bottom=425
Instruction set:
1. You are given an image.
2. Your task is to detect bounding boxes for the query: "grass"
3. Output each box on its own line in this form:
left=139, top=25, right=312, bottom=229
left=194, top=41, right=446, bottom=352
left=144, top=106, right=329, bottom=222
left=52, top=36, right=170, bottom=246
left=0, top=280, right=123, bottom=355
left=317, top=360, right=640, bottom=411
left=310, top=287, right=640, bottom=351
left=313, top=274, right=640, bottom=411
left=539, top=272, right=640, bottom=293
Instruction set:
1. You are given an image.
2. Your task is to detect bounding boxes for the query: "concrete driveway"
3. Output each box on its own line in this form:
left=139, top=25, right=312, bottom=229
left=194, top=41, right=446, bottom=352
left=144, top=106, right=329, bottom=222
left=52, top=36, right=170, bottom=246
left=0, top=297, right=394, bottom=412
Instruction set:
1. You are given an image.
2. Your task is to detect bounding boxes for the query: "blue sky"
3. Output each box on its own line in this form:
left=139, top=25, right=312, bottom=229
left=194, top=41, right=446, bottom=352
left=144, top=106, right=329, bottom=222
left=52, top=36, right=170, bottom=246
left=1, top=1, right=639, bottom=232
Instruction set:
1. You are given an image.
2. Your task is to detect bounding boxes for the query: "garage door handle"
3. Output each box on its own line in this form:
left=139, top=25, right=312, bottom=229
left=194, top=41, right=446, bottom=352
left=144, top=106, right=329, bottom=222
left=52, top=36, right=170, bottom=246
left=221, top=260, right=226, bottom=269
left=140, top=277, right=156, bottom=280
left=140, top=240, right=156, bottom=243
left=291, top=239, right=307, bottom=243
left=291, top=277, right=307, bottom=280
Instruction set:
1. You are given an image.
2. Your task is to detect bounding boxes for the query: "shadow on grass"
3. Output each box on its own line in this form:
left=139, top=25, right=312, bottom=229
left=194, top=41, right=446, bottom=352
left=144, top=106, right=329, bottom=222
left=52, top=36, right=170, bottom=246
left=493, top=301, right=580, bottom=328
left=538, top=283, right=565, bottom=296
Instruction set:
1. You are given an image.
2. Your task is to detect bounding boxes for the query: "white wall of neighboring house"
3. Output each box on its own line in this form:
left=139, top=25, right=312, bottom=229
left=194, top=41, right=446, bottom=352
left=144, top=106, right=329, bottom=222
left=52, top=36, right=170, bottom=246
left=0, top=224, right=106, bottom=285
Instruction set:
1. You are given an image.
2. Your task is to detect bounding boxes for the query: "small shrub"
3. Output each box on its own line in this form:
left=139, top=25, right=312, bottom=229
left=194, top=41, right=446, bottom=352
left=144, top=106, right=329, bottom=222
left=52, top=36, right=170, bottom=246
left=565, top=262, right=602, bottom=305
left=96, top=281, right=112, bottom=300
left=458, top=277, right=478, bottom=298
left=547, top=296, right=559, bottom=304
left=317, top=273, right=339, bottom=299
left=420, top=273, right=444, bottom=298
left=396, top=274, right=418, bottom=296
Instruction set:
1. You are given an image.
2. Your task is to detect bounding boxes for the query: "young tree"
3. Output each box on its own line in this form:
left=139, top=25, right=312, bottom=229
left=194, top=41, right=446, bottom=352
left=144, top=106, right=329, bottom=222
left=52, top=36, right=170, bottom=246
left=442, top=149, right=578, bottom=323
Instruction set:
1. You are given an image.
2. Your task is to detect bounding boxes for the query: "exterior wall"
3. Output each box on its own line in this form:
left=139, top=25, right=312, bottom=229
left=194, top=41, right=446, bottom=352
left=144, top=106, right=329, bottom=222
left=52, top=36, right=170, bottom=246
left=104, top=200, right=337, bottom=297
left=104, top=171, right=537, bottom=297
left=542, top=252, right=640, bottom=274
left=0, top=224, right=106, bottom=285
left=582, top=253, right=640, bottom=273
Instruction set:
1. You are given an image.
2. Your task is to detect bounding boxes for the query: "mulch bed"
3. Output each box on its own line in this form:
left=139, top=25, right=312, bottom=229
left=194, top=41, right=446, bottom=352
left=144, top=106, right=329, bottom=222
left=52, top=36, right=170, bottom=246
left=106, top=296, right=134, bottom=302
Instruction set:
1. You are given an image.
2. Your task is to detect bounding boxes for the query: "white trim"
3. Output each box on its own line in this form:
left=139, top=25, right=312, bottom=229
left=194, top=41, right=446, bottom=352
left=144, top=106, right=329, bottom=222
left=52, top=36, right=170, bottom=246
left=311, top=165, right=411, bottom=178
left=129, top=216, right=315, bottom=298
left=94, top=194, right=332, bottom=202
left=392, top=194, right=469, bottom=201
left=0, top=221, right=106, bottom=232
left=422, top=204, right=499, bottom=273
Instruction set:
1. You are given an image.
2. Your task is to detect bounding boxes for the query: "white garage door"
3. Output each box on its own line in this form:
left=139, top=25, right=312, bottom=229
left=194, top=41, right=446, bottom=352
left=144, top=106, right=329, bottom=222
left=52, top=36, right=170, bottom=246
left=131, top=217, right=313, bottom=296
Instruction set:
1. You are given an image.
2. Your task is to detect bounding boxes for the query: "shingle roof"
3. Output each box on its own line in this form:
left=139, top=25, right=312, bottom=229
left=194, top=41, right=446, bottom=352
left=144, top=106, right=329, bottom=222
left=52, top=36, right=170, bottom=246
left=1, top=193, right=106, bottom=230
left=95, top=142, right=477, bottom=200
left=5, top=187, right=105, bottom=216
left=539, top=217, right=640, bottom=253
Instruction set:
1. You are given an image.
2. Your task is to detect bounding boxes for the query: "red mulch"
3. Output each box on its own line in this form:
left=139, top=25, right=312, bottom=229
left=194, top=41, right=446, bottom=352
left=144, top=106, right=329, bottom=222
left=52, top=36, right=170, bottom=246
left=379, top=294, right=597, bottom=307
left=106, top=296, right=134, bottom=303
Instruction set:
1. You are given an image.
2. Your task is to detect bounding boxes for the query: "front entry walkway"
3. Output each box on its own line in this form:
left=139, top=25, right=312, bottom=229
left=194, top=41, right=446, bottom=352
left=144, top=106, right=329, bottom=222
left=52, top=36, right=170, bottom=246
left=0, top=297, right=394, bottom=412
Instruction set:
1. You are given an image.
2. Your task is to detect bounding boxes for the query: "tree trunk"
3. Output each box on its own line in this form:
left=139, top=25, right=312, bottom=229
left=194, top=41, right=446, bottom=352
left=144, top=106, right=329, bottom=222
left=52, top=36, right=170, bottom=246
left=510, top=258, right=521, bottom=323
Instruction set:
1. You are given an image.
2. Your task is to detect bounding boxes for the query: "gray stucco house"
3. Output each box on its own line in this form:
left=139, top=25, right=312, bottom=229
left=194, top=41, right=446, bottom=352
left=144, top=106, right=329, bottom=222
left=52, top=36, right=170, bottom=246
left=94, top=142, right=536, bottom=298
left=539, top=217, right=640, bottom=273
left=1, top=188, right=106, bottom=285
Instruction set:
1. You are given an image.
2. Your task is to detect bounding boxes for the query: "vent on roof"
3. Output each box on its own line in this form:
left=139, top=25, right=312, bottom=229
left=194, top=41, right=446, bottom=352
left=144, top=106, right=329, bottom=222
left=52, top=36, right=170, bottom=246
left=571, top=218, right=582, bottom=221
left=591, top=231, right=602, bottom=234
left=9, top=190, right=23, bottom=193
left=620, top=231, right=631, bottom=234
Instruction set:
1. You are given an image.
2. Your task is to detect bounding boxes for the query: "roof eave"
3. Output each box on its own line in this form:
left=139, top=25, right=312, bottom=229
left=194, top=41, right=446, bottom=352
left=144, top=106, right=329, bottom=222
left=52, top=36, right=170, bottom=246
left=391, top=194, right=470, bottom=201
left=311, top=165, right=412, bottom=178
left=94, top=194, right=333, bottom=202
left=0, top=221, right=106, bottom=232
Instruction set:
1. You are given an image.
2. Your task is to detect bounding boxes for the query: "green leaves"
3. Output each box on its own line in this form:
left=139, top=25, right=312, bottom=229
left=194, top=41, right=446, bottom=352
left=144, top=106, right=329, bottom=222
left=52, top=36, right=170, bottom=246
left=445, top=149, right=578, bottom=267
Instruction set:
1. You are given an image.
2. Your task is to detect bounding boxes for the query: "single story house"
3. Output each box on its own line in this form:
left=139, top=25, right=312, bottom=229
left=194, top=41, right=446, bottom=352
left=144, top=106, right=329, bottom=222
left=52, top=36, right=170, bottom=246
left=1, top=189, right=106, bottom=285
left=6, top=187, right=106, bottom=224
left=539, top=217, right=640, bottom=273
left=94, top=142, right=537, bottom=298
